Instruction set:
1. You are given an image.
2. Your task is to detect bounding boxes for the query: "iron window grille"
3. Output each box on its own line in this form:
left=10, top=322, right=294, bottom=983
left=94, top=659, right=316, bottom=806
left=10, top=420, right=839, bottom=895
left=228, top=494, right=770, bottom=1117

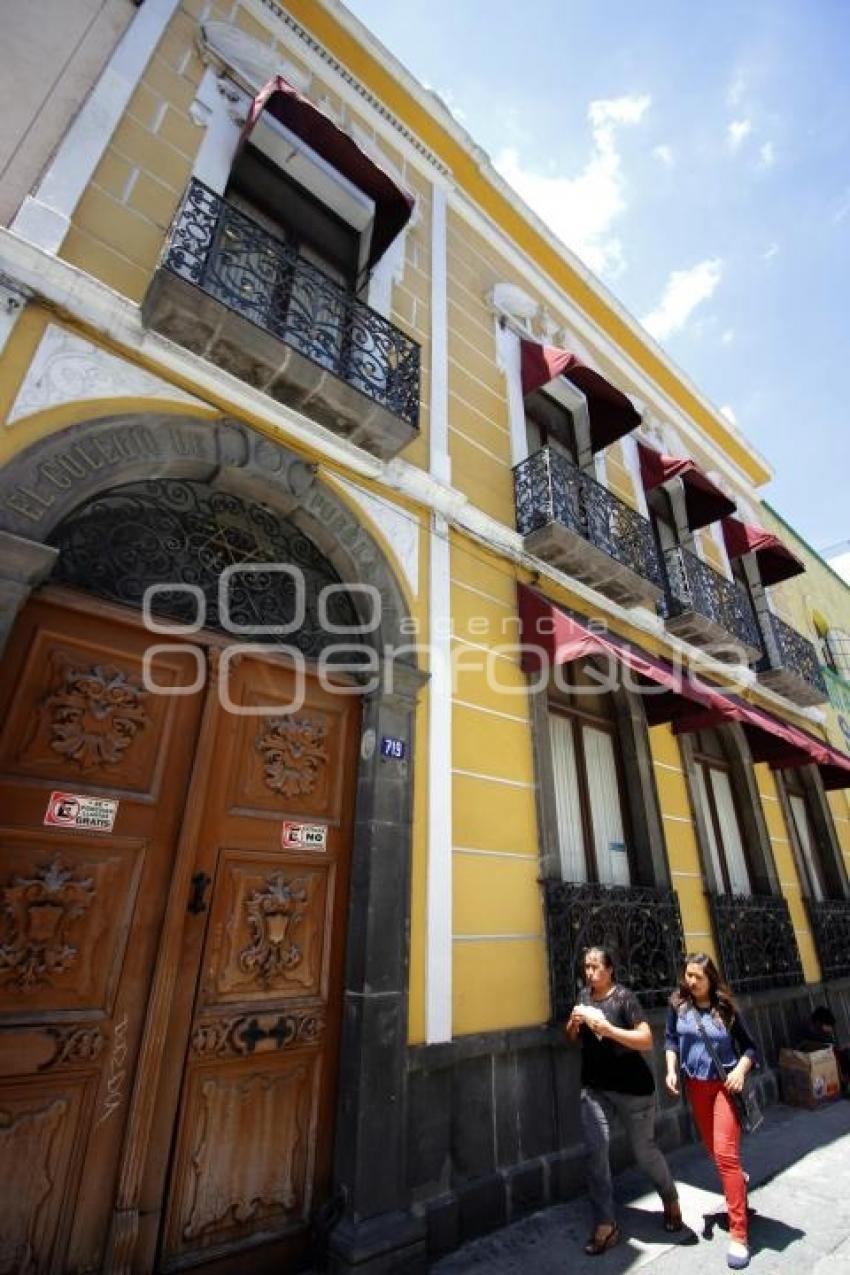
left=543, top=880, right=686, bottom=1018
left=804, top=898, right=850, bottom=982
left=706, top=892, right=805, bottom=993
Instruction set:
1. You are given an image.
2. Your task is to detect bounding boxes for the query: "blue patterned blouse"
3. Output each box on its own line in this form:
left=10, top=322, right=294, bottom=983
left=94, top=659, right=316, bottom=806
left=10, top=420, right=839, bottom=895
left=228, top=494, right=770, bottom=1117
left=665, top=1001, right=759, bottom=1081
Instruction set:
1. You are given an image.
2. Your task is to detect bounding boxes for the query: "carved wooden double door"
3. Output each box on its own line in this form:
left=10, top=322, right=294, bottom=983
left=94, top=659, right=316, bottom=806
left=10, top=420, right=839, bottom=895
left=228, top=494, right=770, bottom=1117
left=0, top=591, right=359, bottom=1273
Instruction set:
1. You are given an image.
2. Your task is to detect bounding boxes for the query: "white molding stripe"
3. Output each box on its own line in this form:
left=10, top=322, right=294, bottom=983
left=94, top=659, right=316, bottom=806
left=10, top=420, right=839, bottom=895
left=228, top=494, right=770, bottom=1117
left=12, top=0, right=182, bottom=254
left=452, top=768, right=534, bottom=789
left=452, top=698, right=529, bottom=725
left=662, top=814, right=695, bottom=824
left=426, top=511, right=453, bottom=1043
left=452, top=933, right=544, bottom=943
left=450, top=578, right=515, bottom=611
left=430, top=184, right=451, bottom=485
left=0, top=229, right=828, bottom=733
left=671, top=870, right=703, bottom=878
left=450, top=635, right=519, bottom=665
left=453, top=846, right=537, bottom=860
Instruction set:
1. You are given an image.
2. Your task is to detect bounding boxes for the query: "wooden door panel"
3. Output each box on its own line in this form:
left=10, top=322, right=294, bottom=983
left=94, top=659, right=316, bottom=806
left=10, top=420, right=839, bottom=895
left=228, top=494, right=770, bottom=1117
left=0, top=1075, right=95, bottom=1275
left=0, top=594, right=206, bottom=1274
left=0, top=626, right=191, bottom=798
left=200, top=852, right=332, bottom=1007
left=158, top=656, right=359, bottom=1271
left=162, top=1052, right=321, bottom=1261
left=0, top=832, right=144, bottom=1018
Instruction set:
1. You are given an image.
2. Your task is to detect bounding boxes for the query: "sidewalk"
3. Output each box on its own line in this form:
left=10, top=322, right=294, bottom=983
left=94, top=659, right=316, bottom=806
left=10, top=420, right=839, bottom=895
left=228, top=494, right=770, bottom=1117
left=431, top=1100, right=850, bottom=1273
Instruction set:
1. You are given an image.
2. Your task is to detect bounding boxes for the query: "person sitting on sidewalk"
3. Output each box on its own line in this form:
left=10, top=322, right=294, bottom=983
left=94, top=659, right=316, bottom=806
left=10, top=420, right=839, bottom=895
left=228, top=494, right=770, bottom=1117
left=797, top=1006, right=850, bottom=1094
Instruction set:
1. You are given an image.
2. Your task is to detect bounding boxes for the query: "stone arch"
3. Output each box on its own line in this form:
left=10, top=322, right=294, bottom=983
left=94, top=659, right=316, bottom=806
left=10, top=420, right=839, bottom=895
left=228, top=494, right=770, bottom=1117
left=0, top=411, right=415, bottom=663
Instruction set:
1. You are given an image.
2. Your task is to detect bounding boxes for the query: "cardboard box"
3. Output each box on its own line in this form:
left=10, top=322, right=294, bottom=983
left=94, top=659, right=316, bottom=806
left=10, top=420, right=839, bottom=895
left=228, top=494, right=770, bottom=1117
left=779, top=1047, right=841, bottom=1108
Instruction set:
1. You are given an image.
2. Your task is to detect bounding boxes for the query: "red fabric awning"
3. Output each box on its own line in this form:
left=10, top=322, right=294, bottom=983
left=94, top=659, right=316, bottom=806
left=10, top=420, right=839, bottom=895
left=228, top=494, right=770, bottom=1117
left=241, top=76, right=415, bottom=272
left=517, top=585, right=736, bottom=725
left=636, top=440, right=736, bottom=530
left=520, top=340, right=641, bottom=453
left=721, top=516, right=805, bottom=586
left=736, top=704, right=850, bottom=788
left=517, top=585, right=850, bottom=787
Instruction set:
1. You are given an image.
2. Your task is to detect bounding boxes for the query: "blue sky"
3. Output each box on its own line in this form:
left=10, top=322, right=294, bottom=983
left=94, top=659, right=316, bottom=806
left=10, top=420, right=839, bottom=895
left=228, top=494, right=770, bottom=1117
left=344, top=0, right=850, bottom=554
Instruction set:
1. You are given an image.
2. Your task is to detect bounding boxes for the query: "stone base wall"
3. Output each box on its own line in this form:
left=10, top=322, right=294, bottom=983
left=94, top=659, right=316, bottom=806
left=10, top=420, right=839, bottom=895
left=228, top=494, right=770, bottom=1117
left=406, top=978, right=850, bottom=1262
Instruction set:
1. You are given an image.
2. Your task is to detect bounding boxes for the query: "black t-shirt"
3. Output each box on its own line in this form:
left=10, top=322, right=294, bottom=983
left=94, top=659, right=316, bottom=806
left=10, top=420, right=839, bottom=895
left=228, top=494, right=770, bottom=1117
left=578, top=984, right=655, bottom=1096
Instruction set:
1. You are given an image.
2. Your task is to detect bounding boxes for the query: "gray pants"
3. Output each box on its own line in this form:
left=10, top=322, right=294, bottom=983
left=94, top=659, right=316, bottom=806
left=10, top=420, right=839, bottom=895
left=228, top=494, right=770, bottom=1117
left=580, top=1087, right=677, bottom=1224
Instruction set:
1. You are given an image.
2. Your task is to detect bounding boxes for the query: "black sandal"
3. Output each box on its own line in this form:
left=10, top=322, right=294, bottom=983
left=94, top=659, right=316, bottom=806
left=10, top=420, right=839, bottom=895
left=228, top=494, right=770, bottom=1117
left=585, top=1222, right=620, bottom=1255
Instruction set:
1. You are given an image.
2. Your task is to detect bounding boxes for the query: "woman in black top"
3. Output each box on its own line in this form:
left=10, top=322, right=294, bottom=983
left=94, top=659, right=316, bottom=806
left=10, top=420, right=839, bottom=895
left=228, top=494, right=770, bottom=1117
left=566, top=946, right=681, bottom=1255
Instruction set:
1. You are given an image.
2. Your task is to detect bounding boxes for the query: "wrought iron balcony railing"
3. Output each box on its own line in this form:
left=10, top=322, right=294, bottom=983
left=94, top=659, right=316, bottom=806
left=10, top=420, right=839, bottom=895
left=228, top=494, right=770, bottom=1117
left=146, top=178, right=420, bottom=448
left=805, top=897, right=850, bottom=982
left=757, top=610, right=828, bottom=702
left=543, top=881, right=686, bottom=1017
left=707, top=892, right=804, bottom=993
left=662, top=544, right=763, bottom=655
left=514, top=447, right=664, bottom=595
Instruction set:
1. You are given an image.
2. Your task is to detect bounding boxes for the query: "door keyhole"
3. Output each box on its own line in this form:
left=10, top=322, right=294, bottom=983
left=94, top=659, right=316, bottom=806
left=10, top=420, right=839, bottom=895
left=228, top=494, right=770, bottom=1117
left=187, top=872, right=211, bottom=915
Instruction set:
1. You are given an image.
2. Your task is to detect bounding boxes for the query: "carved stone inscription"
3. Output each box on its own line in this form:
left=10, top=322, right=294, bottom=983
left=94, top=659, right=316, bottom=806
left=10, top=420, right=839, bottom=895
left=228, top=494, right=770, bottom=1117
left=0, top=859, right=94, bottom=992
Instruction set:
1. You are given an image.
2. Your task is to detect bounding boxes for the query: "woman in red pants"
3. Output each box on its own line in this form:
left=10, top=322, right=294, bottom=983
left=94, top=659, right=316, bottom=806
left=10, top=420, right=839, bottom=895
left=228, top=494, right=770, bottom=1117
left=665, top=953, right=758, bottom=1271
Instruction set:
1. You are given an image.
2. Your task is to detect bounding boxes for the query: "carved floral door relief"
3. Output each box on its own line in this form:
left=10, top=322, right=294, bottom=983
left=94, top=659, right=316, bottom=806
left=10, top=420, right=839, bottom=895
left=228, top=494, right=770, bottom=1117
left=0, top=592, right=359, bottom=1273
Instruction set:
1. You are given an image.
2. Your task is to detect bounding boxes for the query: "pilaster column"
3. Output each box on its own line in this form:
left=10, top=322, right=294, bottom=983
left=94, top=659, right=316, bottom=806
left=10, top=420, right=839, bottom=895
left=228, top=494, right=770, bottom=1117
left=328, top=659, right=428, bottom=1274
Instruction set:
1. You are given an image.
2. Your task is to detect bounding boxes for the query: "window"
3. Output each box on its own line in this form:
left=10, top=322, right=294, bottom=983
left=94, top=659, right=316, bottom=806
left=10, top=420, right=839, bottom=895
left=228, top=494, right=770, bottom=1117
left=824, top=629, right=850, bottom=679
left=782, top=770, right=826, bottom=901
left=525, top=388, right=578, bottom=464
left=691, top=728, right=752, bottom=895
left=548, top=663, right=632, bottom=885
left=227, top=144, right=362, bottom=288
left=214, top=143, right=367, bottom=377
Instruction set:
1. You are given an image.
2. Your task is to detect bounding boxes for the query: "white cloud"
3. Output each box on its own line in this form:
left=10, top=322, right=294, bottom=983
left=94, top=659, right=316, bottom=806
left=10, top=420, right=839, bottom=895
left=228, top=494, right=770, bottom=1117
left=652, top=144, right=674, bottom=167
left=641, top=259, right=723, bottom=341
left=493, top=93, right=650, bottom=279
left=721, top=328, right=735, bottom=345
left=758, top=141, right=775, bottom=169
left=720, top=405, right=738, bottom=424
left=763, top=241, right=780, bottom=260
left=728, top=119, right=753, bottom=151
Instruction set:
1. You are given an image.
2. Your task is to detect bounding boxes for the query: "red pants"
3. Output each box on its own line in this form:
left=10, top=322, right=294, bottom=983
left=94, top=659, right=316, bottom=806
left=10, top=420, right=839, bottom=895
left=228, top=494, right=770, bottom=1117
left=686, top=1078, right=748, bottom=1242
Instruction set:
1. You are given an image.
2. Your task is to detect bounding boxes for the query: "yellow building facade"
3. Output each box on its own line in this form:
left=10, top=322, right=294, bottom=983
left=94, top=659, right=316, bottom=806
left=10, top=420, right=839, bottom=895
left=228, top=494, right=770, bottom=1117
left=1, top=2, right=849, bottom=1271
